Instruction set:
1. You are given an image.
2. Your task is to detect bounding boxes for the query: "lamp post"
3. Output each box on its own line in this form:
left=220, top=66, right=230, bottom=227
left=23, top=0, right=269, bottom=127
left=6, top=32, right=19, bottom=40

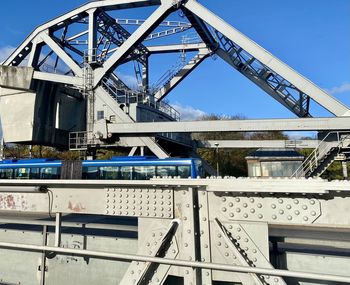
left=214, top=143, right=220, bottom=176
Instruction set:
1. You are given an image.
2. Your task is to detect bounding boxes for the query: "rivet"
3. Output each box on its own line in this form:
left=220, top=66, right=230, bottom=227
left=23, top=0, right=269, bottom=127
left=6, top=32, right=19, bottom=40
left=279, top=210, right=284, bottom=215
left=229, top=213, right=234, bottom=217
left=303, top=216, right=309, bottom=221
left=217, top=242, right=221, bottom=246
left=225, top=252, right=229, bottom=257
left=250, top=198, right=255, bottom=203
left=278, top=199, right=283, bottom=204
left=228, top=202, right=233, bottom=207
left=295, top=210, right=300, bottom=215
left=222, top=207, right=227, bottom=212
left=272, top=215, right=277, bottom=220
left=271, top=204, right=276, bottom=209
left=235, top=198, right=240, bottom=202
left=237, top=228, right=241, bottom=232
left=258, top=214, right=263, bottom=219
left=287, top=215, right=292, bottom=220
left=236, top=208, right=241, bottom=213
left=310, top=200, right=316, bottom=205
left=252, top=249, right=257, bottom=253
left=243, top=213, right=248, bottom=218
left=257, top=203, right=262, bottom=208
left=243, top=203, right=248, bottom=208
left=294, top=199, right=299, bottom=205
left=311, top=211, right=316, bottom=216
left=217, top=234, right=222, bottom=238
left=302, top=205, right=308, bottom=210
left=222, top=198, right=226, bottom=202
left=184, top=243, right=188, bottom=247
left=250, top=209, right=255, bottom=213
left=202, top=217, right=207, bottom=221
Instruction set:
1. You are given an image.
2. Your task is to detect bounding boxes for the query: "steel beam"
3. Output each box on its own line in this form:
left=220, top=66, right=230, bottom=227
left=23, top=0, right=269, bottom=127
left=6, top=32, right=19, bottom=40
left=0, top=242, right=349, bottom=283
left=33, top=71, right=83, bottom=86
left=184, top=0, right=350, bottom=117
left=93, top=1, right=174, bottom=85
left=104, top=117, right=350, bottom=134
left=40, top=32, right=83, bottom=76
left=155, top=48, right=211, bottom=101
left=196, top=139, right=319, bottom=149
left=3, top=0, right=159, bottom=66
left=147, top=43, right=208, bottom=54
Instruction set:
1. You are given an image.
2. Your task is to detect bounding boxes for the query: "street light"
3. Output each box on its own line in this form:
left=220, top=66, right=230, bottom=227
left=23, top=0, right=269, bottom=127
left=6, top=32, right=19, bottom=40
left=214, top=142, right=219, bottom=176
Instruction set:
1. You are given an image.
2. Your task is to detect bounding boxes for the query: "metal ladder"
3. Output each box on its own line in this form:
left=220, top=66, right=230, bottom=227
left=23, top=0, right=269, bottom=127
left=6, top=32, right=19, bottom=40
left=214, top=30, right=310, bottom=118
left=292, top=132, right=350, bottom=178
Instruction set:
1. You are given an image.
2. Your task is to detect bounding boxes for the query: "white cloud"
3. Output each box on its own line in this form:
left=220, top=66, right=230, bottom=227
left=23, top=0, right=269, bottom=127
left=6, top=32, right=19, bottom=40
left=0, top=46, right=16, bottom=64
left=171, top=102, right=207, bottom=121
left=326, top=82, right=350, bottom=95
left=116, top=71, right=139, bottom=89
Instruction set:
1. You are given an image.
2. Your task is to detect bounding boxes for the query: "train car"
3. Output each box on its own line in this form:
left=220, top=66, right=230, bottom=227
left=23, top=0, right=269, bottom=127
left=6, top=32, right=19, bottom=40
left=0, top=156, right=203, bottom=180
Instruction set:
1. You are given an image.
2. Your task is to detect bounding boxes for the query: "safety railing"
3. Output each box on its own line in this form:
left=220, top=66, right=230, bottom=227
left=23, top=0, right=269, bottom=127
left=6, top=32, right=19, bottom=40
left=291, top=131, right=350, bottom=178
left=101, top=78, right=180, bottom=121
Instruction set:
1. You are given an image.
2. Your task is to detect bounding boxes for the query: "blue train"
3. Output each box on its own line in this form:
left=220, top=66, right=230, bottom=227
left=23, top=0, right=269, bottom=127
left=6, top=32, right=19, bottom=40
left=0, top=156, right=203, bottom=180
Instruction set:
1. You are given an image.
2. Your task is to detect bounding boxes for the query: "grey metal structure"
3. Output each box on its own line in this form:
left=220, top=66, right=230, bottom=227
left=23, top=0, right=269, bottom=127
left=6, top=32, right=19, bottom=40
left=1, top=1, right=350, bottom=284
left=0, top=0, right=349, bottom=158
left=1, top=178, right=350, bottom=285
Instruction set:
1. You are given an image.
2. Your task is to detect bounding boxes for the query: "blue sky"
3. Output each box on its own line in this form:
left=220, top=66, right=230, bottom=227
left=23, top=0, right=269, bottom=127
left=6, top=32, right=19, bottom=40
left=0, top=0, right=349, bottom=124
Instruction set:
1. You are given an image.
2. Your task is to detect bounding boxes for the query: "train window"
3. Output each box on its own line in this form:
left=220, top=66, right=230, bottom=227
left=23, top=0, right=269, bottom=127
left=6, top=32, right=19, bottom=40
left=82, top=167, right=99, bottom=179
left=0, top=168, right=13, bottom=179
left=120, top=166, right=132, bottom=180
left=30, top=168, right=40, bottom=179
left=157, top=166, right=176, bottom=177
left=100, top=166, right=119, bottom=179
left=41, top=167, right=60, bottom=179
left=178, top=166, right=191, bottom=178
left=134, top=166, right=155, bottom=180
left=15, top=168, right=30, bottom=179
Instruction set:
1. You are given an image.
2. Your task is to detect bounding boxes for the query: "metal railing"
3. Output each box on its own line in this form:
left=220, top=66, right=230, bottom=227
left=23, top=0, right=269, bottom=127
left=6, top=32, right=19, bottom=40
left=101, top=78, right=180, bottom=121
left=69, top=131, right=99, bottom=150
left=291, top=131, right=350, bottom=178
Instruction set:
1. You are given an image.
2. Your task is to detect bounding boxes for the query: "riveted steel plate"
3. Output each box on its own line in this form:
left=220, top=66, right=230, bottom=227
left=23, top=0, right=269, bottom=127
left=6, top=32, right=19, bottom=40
left=215, top=194, right=321, bottom=224
left=106, top=188, right=174, bottom=218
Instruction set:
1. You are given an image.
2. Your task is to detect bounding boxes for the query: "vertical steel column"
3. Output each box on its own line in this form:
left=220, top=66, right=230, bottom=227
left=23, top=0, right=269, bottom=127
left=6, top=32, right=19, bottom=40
left=54, top=213, right=62, bottom=247
left=86, top=8, right=97, bottom=141
left=39, top=225, right=48, bottom=285
left=198, top=189, right=212, bottom=285
left=88, top=8, right=97, bottom=63
left=142, top=56, right=149, bottom=91
left=181, top=187, right=201, bottom=285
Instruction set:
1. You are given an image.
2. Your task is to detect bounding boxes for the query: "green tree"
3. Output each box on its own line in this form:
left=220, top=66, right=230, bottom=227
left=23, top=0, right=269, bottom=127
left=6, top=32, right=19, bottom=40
left=194, top=114, right=288, bottom=177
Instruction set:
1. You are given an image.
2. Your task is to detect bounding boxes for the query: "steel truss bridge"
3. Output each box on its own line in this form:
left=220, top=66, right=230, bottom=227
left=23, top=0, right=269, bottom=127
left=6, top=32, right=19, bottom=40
left=0, top=0, right=350, bottom=284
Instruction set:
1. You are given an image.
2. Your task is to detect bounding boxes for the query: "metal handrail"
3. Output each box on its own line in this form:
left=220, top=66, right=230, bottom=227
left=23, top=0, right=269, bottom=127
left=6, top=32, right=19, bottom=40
left=101, top=78, right=180, bottom=121
left=291, top=131, right=350, bottom=178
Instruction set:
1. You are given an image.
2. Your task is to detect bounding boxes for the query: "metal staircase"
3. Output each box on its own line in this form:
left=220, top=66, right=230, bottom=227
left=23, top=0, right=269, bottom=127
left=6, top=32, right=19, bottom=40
left=214, top=31, right=310, bottom=118
left=292, top=132, right=350, bottom=178
left=101, top=77, right=180, bottom=120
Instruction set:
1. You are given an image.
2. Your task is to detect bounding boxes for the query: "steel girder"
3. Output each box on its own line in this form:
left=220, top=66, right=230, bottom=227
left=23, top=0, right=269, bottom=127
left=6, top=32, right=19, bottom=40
left=1, top=0, right=349, bottom=155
